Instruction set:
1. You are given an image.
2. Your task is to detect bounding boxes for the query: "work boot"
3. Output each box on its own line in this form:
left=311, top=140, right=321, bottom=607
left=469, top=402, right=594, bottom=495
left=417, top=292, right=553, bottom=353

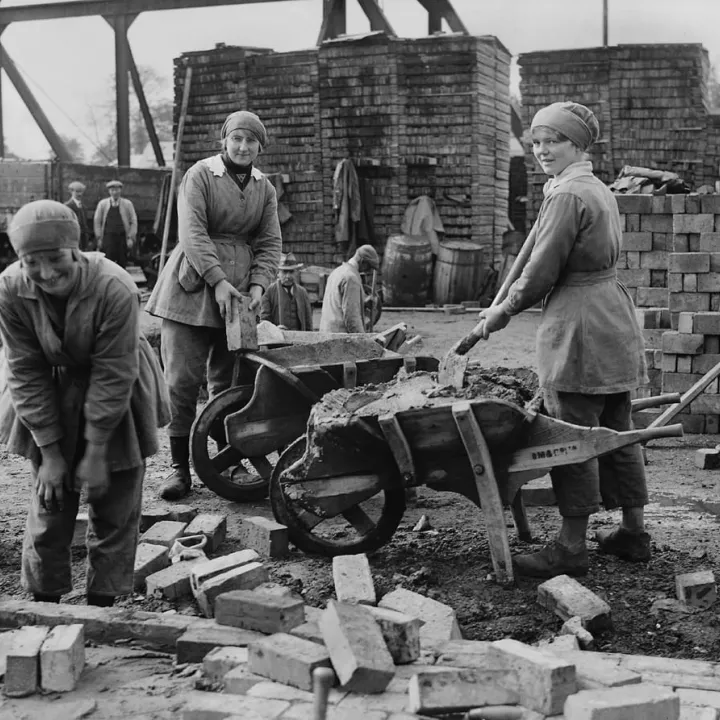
left=595, top=527, right=651, bottom=562
left=513, top=540, right=589, bottom=578
left=159, top=435, right=192, bottom=501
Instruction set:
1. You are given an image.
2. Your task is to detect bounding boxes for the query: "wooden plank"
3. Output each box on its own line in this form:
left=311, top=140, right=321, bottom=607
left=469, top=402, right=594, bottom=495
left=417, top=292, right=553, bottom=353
left=379, top=413, right=416, bottom=486
left=452, top=401, right=513, bottom=584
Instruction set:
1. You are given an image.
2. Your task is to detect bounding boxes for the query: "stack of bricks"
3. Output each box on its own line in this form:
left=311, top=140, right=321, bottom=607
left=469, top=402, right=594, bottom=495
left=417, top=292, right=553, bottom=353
left=247, top=51, right=325, bottom=264
left=661, top=311, right=720, bottom=433
left=518, top=43, right=714, bottom=223
left=173, top=33, right=512, bottom=269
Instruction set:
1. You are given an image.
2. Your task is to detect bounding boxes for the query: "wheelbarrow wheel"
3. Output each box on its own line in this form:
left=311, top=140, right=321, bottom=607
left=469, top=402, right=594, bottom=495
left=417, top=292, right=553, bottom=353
left=191, top=385, right=272, bottom=502
left=270, top=437, right=406, bottom=557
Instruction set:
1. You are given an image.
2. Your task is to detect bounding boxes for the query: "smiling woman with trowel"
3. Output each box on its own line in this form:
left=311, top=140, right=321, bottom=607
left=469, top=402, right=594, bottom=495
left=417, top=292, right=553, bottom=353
left=476, top=101, right=649, bottom=578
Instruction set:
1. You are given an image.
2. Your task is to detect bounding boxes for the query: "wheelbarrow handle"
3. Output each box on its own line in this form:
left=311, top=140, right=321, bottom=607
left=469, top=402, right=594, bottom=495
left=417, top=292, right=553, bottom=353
left=635, top=423, right=684, bottom=442
left=631, top=392, right=682, bottom=411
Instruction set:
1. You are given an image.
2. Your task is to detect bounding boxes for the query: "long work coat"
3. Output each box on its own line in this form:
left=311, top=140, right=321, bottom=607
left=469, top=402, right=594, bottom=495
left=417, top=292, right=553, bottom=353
left=260, top=280, right=313, bottom=331
left=0, top=253, right=169, bottom=471
left=500, top=161, right=647, bottom=394
left=146, top=156, right=282, bottom=328
left=319, top=262, right=365, bottom=334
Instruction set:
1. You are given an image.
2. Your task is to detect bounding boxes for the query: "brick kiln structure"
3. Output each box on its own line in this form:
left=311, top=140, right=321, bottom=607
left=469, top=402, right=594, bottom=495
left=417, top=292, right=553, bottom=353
left=173, top=33, right=511, bottom=268
left=518, top=43, right=718, bottom=223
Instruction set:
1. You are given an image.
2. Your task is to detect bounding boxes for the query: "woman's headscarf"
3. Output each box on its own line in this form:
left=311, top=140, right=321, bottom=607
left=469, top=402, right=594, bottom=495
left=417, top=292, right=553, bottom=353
left=531, top=101, right=600, bottom=151
left=220, top=111, right=268, bottom=149
left=9, top=199, right=80, bottom=257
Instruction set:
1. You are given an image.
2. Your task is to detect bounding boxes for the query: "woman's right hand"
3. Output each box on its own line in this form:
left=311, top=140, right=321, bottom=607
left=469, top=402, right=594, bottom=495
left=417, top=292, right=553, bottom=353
left=214, top=279, right=243, bottom=322
left=36, top=445, right=69, bottom=513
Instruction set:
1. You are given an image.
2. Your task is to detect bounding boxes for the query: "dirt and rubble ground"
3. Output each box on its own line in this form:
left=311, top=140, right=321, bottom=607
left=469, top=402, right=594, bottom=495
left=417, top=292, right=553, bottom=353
left=2, top=307, right=720, bottom=717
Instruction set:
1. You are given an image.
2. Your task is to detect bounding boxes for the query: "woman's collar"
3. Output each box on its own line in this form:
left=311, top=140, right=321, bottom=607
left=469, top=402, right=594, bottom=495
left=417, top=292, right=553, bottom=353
left=203, top=155, right=264, bottom=180
left=543, top=160, right=594, bottom=196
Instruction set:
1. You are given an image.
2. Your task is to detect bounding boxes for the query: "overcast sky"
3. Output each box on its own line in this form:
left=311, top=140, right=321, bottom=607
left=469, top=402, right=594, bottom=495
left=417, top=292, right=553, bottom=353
left=1, top=0, right=719, bottom=161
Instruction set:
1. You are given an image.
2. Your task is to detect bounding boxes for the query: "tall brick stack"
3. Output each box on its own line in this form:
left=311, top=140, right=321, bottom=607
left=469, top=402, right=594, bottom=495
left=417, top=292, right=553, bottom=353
left=173, top=33, right=511, bottom=268
left=519, top=43, right=714, bottom=223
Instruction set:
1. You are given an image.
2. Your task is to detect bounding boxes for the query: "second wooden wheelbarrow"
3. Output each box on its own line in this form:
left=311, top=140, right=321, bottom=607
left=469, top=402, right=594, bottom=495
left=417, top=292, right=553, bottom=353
left=269, top=380, right=684, bottom=584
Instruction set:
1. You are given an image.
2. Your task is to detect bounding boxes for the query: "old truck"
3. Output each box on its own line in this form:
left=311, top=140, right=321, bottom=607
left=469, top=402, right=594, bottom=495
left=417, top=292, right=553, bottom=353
left=0, top=159, right=171, bottom=272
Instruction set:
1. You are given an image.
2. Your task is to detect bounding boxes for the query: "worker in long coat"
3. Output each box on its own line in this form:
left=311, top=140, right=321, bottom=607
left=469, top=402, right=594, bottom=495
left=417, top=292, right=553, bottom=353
left=64, top=181, right=92, bottom=250
left=478, top=102, right=649, bottom=578
left=260, top=252, right=313, bottom=331
left=93, top=180, right=138, bottom=269
left=319, top=245, right=379, bottom=334
left=146, top=110, right=282, bottom=501
left=0, top=200, right=169, bottom=605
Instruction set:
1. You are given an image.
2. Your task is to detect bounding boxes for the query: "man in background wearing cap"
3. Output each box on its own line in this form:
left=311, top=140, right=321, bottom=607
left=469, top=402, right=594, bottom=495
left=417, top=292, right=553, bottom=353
left=320, top=244, right=379, bottom=334
left=65, top=181, right=92, bottom=250
left=260, top=252, right=313, bottom=331
left=93, top=180, right=137, bottom=268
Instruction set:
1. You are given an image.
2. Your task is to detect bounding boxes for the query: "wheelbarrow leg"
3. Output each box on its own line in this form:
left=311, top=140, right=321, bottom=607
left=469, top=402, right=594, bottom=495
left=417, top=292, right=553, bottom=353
left=452, top=401, right=514, bottom=584
left=511, top=492, right=533, bottom=543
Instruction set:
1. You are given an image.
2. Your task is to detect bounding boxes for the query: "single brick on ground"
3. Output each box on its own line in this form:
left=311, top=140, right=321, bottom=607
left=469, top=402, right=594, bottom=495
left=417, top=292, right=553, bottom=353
left=139, top=520, right=188, bottom=547
left=202, top=646, right=248, bottom=683
left=332, top=554, right=377, bottom=605
left=695, top=449, right=720, bottom=470
left=238, top=516, right=289, bottom=557
left=247, top=632, right=334, bottom=692
left=176, top=625, right=264, bottom=664
left=379, top=587, right=462, bottom=645
left=184, top=513, right=227, bottom=553
left=365, top=605, right=422, bottom=664
left=39, top=624, right=85, bottom=692
left=133, top=542, right=170, bottom=591
left=215, top=589, right=305, bottom=634
left=563, top=683, right=680, bottom=720
left=193, top=561, right=270, bottom=618
left=676, top=571, right=717, bottom=609
left=3, top=625, right=50, bottom=697
left=407, top=668, right=518, bottom=715
left=537, top=574, right=613, bottom=633
left=489, top=638, right=577, bottom=716
left=146, top=558, right=205, bottom=600
left=320, top=600, right=394, bottom=694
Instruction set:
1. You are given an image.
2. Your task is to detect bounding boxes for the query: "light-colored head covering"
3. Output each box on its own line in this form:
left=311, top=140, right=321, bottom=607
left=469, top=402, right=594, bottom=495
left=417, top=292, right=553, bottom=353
left=9, top=200, right=80, bottom=257
left=354, top=244, right=380, bottom=270
left=106, top=179, right=123, bottom=189
left=68, top=180, right=86, bottom=191
left=221, top=110, right=268, bottom=148
left=531, top=101, right=600, bottom=151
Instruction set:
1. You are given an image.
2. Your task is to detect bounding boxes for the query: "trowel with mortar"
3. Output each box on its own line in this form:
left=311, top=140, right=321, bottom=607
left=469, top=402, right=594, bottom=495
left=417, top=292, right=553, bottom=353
left=438, top=229, right=537, bottom=389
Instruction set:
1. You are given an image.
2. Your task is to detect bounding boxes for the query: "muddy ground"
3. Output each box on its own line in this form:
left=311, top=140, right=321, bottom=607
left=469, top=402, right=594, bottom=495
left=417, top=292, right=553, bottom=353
left=2, top=307, right=720, bottom=712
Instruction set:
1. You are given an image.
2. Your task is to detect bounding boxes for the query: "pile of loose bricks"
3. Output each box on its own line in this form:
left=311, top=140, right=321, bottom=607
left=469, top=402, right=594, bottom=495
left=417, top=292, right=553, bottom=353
left=4, top=529, right=720, bottom=719
left=600, top=193, right=720, bottom=434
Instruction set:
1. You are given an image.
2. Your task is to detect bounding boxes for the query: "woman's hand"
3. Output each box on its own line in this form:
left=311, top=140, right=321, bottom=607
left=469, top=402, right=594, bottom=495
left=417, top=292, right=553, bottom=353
left=214, top=279, right=244, bottom=322
left=75, top=443, right=111, bottom=504
left=248, top=284, right=263, bottom=312
left=478, top=306, right=511, bottom=339
left=36, top=444, right=69, bottom=513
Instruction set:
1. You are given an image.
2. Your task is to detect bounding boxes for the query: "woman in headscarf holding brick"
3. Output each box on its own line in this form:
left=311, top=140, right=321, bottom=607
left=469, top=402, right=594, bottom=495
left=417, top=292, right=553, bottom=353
left=146, top=110, right=282, bottom=501
left=0, top=199, right=169, bottom=606
left=478, top=101, right=649, bottom=578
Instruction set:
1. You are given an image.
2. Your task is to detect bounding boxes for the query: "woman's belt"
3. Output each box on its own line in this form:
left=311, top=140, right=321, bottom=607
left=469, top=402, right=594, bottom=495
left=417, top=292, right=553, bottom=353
left=209, top=233, right=250, bottom=245
left=557, top=268, right=617, bottom=287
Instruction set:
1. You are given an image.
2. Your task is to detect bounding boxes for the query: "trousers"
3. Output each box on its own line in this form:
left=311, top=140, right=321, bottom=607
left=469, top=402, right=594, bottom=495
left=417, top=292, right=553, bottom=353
left=544, top=390, right=648, bottom=517
left=22, top=463, right=144, bottom=597
left=161, top=318, right=236, bottom=437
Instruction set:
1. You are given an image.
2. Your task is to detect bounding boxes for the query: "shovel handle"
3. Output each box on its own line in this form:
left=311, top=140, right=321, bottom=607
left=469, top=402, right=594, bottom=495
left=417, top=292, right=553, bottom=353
left=453, top=229, right=538, bottom=357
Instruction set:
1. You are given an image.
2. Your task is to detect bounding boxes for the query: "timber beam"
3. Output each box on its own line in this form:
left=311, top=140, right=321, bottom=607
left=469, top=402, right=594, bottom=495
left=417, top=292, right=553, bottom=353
left=415, top=0, right=468, bottom=35
left=0, top=0, right=287, bottom=24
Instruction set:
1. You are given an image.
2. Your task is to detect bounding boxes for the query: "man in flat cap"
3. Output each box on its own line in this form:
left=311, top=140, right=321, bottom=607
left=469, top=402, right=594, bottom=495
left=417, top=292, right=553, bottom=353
left=65, top=181, right=92, bottom=250
left=93, top=179, right=137, bottom=268
left=260, top=252, right=313, bottom=331
left=320, top=244, right=379, bottom=334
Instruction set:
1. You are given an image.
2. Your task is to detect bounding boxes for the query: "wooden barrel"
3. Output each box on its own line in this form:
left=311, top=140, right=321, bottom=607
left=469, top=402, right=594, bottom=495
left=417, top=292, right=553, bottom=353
left=381, top=234, right=434, bottom=307
left=433, top=241, right=486, bottom=305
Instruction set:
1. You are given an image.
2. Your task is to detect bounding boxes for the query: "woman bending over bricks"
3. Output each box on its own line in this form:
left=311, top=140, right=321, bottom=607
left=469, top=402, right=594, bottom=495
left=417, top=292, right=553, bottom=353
left=0, top=200, right=169, bottom=606
left=478, top=101, right=650, bottom=578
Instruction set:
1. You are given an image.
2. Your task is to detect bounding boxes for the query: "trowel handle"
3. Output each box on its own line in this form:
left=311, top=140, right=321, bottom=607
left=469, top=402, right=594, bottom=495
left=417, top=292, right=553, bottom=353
left=312, top=667, right=334, bottom=720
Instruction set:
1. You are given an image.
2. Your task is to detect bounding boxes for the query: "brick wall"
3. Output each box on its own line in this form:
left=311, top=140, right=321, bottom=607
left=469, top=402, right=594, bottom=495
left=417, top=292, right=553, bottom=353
left=173, top=34, right=511, bottom=269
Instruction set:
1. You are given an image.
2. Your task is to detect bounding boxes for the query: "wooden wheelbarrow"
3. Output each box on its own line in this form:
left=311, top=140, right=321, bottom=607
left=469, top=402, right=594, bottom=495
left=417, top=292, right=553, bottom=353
left=269, top=382, right=684, bottom=584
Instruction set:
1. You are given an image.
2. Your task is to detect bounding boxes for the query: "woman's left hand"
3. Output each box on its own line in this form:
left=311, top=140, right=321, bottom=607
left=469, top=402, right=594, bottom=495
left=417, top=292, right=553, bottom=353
left=477, top=306, right=511, bottom=339
left=75, top=443, right=111, bottom=504
left=248, top=284, right=263, bottom=312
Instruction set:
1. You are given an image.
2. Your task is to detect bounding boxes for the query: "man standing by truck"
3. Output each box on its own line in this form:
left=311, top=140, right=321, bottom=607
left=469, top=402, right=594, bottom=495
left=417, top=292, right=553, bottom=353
left=65, top=181, right=92, bottom=250
left=94, top=180, right=137, bottom=268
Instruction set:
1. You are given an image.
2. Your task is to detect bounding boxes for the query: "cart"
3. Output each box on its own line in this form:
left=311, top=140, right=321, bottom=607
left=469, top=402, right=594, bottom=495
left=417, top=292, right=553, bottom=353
left=269, top=383, right=684, bottom=584
left=190, top=343, right=437, bottom=502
